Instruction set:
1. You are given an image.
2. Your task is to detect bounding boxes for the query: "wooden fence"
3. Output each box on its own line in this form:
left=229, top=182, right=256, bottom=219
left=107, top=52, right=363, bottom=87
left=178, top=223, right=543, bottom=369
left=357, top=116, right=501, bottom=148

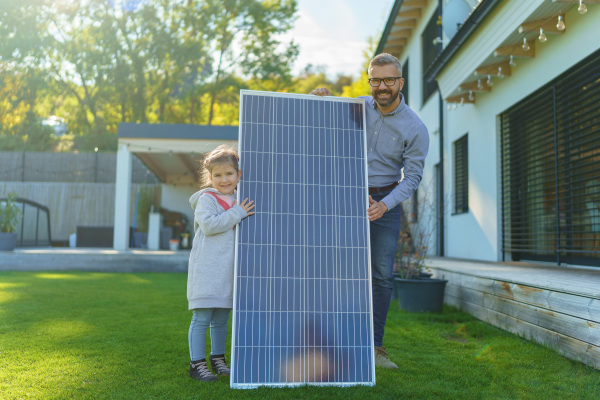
left=0, top=151, right=159, bottom=183
left=0, top=151, right=161, bottom=243
left=0, top=182, right=159, bottom=243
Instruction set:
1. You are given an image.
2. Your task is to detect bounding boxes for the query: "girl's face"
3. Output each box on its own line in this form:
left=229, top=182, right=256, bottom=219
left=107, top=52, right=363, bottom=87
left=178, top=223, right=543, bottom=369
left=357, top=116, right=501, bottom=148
left=209, top=162, right=241, bottom=195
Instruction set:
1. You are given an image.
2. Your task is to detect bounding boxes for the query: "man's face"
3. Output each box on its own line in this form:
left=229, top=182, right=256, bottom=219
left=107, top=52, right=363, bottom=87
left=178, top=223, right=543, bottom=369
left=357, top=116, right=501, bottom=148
left=369, top=64, right=404, bottom=108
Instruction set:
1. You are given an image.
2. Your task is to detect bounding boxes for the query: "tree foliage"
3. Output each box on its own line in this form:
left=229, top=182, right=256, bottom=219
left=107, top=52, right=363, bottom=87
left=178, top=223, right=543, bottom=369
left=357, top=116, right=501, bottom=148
left=0, top=1, right=377, bottom=152
left=341, top=37, right=376, bottom=98
left=0, top=0, right=299, bottom=151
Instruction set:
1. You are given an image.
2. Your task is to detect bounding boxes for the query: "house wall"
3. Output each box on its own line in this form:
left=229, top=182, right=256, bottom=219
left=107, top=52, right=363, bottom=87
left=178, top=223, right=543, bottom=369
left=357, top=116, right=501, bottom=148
left=440, top=6, right=600, bottom=262
left=160, top=184, right=197, bottom=232
left=398, top=2, right=444, bottom=255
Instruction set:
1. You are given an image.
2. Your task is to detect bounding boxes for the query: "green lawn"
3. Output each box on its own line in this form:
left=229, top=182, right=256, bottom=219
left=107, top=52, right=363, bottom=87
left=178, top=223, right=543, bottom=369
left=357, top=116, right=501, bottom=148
left=1, top=271, right=598, bottom=400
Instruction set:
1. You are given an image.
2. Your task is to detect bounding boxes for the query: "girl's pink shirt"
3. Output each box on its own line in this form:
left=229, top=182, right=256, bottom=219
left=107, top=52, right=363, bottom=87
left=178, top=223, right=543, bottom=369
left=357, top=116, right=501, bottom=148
left=213, top=192, right=234, bottom=209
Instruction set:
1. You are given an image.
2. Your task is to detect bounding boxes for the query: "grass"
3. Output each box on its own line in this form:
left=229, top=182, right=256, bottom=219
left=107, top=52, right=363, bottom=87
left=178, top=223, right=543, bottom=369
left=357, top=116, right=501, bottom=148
left=0, top=271, right=599, bottom=400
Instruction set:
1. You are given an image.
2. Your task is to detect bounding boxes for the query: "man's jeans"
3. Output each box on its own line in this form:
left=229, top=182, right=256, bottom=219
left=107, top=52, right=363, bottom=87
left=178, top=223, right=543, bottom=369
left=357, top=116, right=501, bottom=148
left=369, top=190, right=402, bottom=347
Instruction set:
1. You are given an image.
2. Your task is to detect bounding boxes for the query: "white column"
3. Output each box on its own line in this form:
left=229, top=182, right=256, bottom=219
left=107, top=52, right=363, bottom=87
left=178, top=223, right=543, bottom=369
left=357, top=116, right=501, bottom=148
left=113, top=144, right=132, bottom=250
left=147, top=212, right=162, bottom=250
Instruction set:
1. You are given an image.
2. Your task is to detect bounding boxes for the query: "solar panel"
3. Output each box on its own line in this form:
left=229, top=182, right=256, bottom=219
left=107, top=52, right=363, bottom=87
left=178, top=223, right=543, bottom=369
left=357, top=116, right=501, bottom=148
left=232, top=90, right=374, bottom=388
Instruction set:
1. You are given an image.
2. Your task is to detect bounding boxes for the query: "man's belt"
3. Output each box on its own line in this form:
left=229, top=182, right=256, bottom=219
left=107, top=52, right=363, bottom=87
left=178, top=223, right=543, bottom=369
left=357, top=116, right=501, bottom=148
left=368, top=182, right=399, bottom=194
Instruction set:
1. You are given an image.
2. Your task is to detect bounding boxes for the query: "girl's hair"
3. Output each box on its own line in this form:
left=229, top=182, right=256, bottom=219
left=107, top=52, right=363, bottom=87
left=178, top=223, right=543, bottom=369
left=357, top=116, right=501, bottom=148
left=199, top=144, right=239, bottom=188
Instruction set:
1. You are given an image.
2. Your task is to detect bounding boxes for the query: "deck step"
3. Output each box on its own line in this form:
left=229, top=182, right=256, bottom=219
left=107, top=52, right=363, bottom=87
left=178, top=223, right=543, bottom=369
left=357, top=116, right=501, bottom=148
left=427, top=257, right=600, bottom=370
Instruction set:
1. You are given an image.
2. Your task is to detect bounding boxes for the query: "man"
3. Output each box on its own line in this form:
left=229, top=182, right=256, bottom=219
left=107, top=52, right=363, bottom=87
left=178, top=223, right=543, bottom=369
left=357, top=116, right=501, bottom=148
left=311, top=53, right=429, bottom=369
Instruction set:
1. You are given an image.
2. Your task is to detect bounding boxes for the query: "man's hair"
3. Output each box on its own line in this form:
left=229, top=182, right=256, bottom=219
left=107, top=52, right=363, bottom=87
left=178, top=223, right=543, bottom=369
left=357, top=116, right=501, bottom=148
left=369, top=53, right=403, bottom=77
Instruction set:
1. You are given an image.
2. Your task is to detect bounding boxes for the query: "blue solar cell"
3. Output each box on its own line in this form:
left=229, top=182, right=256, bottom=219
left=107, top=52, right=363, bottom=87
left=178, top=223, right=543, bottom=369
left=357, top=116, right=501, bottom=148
left=232, top=91, right=374, bottom=388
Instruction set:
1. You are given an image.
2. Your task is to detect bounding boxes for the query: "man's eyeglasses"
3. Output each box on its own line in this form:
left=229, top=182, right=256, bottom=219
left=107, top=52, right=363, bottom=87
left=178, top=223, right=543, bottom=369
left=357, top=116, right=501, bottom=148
left=368, top=77, right=402, bottom=87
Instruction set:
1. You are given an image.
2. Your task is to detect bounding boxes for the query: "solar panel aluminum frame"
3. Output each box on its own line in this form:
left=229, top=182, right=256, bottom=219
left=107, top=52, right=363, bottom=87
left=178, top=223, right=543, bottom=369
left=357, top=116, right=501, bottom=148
left=231, top=90, right=375, bottom=388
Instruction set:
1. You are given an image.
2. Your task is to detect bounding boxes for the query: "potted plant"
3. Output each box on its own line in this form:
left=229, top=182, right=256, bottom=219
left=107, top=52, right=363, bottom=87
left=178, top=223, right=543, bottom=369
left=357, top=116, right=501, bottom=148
left=393, top=228, right=432, bottom=280
left=392, top=192, right=447, bottom=312
left=0, top=193, right=21, bottom=251
left=132, top=185, right=157, bottom=248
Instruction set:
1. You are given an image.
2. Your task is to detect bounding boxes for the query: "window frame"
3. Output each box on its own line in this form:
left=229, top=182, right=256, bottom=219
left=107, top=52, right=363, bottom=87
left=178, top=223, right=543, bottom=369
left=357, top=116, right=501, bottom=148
left=421, top=9, right=442, bottom=104
left=453, top=134, right=469, bottom=215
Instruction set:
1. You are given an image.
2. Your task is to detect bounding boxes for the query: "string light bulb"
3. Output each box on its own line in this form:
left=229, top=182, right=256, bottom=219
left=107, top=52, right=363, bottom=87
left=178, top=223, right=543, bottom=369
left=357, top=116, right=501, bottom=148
left=460, top=97, right=465, bottom=106
left=578, top=0, right=587, bottom=14
left=522, top=37, right=530, bottom=51
left=497, top=66, right=504, bottom=78
left=453, top=103, right=458, bottom=110
left=557, top=15, right=565, bottom=31
left=539, top=28, right=547, bottom=43
left=487, top=75, right=494, bottom=86
left=468, top=90, right=475, bottom=101
left=447, top=103, right=452, bottom=110
left=477, top=79, right=483, bottom=90
left=509, top=55, right=517, bottom=67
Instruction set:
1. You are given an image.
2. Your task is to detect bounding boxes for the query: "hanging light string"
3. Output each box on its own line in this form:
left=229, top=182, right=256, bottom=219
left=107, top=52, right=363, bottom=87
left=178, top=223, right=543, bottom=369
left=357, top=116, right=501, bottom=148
left=447, top=3, right=590, bottom=109
left=500, top=6, right=590, bottom=75
left=502, top=10, right=570, bottom=68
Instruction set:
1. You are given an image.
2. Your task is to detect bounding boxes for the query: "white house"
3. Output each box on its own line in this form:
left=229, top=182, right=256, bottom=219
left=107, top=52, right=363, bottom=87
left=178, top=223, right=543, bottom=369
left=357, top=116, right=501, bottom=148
left=377, top=0, right=600, bottom=268
left=376, top=0, right=600, bottom=368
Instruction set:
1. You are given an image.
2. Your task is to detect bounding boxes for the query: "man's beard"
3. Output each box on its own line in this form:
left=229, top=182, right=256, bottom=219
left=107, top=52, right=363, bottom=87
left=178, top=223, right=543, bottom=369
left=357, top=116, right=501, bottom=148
left=373, top=87, right=400, bottom=107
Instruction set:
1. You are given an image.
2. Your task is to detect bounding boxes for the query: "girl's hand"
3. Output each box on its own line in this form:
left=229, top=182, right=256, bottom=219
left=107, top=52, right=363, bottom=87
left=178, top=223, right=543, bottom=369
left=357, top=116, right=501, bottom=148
left=237, top=198, right=256, bottom=216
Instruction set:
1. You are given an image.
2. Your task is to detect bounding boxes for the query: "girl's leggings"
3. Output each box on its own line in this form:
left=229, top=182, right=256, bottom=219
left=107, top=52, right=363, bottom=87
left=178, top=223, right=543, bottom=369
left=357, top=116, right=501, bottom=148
left=188, top=308, right=230, bottom=361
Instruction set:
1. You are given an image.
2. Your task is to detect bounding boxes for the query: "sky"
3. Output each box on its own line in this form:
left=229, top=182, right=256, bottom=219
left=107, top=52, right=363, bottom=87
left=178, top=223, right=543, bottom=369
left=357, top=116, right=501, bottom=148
left=284, top=0, right=396, bottom=78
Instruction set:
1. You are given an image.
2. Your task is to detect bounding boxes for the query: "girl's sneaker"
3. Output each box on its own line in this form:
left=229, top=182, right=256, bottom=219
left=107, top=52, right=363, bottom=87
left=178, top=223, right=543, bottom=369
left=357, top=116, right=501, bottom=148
left=190, top=360, right=218, bottom=382
left=209, top=354, right=231, bottom=376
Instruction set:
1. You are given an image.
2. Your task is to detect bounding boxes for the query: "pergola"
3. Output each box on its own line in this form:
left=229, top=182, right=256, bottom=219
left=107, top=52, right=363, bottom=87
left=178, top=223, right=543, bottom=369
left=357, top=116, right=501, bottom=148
left=113, top=123, right=238, bottom=250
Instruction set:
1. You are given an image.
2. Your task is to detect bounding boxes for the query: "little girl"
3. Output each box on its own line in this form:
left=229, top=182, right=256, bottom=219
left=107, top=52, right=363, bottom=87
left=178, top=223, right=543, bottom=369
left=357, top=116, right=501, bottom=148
left=187, top=145, right=255, bottom=382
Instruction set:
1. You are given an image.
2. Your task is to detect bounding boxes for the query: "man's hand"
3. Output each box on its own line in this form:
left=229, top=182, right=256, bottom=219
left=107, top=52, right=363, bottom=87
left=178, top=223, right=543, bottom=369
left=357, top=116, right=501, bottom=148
left=310, top=87, right=331, bottom=96
left=367, top=195, right=388, bottom=221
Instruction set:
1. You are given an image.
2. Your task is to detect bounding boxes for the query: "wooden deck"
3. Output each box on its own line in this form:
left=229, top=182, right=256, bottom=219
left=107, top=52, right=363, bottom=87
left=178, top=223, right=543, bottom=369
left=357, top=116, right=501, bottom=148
left=426, top=257, right=600, bottom=370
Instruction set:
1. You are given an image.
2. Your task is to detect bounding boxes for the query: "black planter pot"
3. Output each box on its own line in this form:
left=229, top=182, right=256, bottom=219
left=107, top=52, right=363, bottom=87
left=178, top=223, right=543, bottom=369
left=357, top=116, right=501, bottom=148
left=394, top=277, right=448, bottom=313
left=391, top=271, right=433, bottom=300
left=132, top=232, right=147, bottom=248
left=0, top=232, right=18, bottom=251
left=392, top=271, right=432, bottom=280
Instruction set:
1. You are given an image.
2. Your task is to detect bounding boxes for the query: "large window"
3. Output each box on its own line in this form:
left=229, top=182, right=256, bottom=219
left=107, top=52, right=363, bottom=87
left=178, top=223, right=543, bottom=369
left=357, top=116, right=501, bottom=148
left=501, top=49, right=600, bottom=266
left=422, top=9, right=441, bottom=103
left=453, top=134, right=468, bottom=214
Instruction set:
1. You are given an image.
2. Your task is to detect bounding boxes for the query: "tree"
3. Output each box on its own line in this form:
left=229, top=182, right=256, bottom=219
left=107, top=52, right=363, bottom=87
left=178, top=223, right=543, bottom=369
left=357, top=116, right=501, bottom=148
left=0, top=0, right=300, bottom=149
left=201, top=0, right=299, bottom=125
left=341, top=40, right=374, bottom=99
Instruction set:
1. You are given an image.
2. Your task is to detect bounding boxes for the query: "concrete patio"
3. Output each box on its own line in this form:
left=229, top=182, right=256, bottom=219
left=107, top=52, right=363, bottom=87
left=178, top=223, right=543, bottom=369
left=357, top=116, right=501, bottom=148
left=0, top=247, right=189, bottom=273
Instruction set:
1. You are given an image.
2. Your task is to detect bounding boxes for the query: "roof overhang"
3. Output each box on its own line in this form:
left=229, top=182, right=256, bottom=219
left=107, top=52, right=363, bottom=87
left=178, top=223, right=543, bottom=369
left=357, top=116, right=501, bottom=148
left=377, top=0, right=589, bottom=104
left=434, top=0, right=584, bottom=103
left=117, top=123, right=238, bottom=185
left=376, top=0, right=429, bottom=57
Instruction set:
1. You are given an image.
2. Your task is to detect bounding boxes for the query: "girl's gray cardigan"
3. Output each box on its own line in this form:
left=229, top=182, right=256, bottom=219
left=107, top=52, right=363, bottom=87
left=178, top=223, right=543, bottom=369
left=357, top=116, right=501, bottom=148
left=187, top=188, right=247, bottom=310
